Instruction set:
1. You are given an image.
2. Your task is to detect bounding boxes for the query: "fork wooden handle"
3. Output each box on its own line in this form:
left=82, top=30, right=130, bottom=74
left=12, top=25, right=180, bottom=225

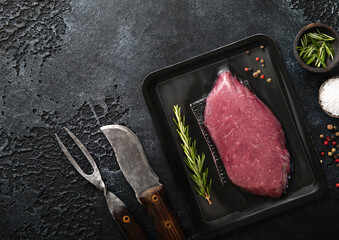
left=113, top=205, right=149, bottom=240
left=139, top=185, right=186, bottom=240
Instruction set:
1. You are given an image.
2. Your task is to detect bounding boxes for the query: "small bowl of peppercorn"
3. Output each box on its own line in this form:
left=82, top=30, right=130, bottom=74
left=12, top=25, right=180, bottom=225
left=293, top=23, right=339, bottom=73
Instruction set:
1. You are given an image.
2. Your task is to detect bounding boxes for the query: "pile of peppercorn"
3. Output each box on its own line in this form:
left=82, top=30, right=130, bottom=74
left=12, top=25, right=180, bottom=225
left=319, top=124, right=339, bottom=188
left=244, top=45, right=272, bottom=83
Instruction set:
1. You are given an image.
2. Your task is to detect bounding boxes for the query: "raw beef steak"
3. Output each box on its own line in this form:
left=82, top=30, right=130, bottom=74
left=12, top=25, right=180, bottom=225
left=204, top=70, right=290, bottom=198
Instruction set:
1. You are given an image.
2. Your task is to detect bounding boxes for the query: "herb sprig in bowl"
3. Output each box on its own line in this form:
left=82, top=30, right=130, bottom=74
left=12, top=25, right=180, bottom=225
left=296, top=30, right=335, bottom=68
left=293, top=23, right=339, bottom=73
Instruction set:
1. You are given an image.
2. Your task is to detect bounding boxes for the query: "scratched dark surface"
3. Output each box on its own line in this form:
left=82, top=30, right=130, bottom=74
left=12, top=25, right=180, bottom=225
left=1, top=0, right=339, bottom=239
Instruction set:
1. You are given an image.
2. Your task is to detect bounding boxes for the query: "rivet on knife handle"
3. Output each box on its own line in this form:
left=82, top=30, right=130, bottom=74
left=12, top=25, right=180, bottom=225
left=139, top=185, right=186, bottom=240
left=112, top=205, right=149, bottom=240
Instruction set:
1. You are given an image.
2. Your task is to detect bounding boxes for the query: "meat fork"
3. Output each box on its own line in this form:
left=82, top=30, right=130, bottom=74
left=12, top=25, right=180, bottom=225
left=55, top=127, right=149, bottom=240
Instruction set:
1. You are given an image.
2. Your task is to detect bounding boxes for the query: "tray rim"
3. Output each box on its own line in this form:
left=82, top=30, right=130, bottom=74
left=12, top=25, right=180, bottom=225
left=142, top=34, right=327, bottom=238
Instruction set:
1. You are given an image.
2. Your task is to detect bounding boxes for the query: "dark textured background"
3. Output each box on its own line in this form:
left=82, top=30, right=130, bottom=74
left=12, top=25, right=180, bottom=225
left=1, top=0, right=339, bottom=239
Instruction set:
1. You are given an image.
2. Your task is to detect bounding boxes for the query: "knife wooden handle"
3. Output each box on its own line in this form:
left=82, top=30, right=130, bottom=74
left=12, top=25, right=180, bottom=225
left=113, top=205, right=149, bottom=240
left=139, top=185, right=186, bottom=240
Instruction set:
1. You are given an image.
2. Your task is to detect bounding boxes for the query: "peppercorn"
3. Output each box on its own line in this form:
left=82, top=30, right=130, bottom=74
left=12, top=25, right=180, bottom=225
left=335, top=132, right=339, bottom=136
left=331, top=135, right=335, bottom=140
left=261, top=64, right=265, bottom=67
left=337, top=144, right=339, bottom=149
left=260, top=74, right=265, bottom=79
left=256, top=70, right=261, bottom=74
left=267, top=78, right=272, bottom=83
left=320, top=159, right=323, bottom=164
left=253, top=72, right=259, bottom=78
left=245, top=67, right=249, bottom=72
left=334, top=126, right=337, bottom=130
left=320, top=134, right=324, bottom=138
left=260, top=45, right=265, bottom=49
left=337, top=163, right=339, bottom=168
left=336, top=183, right=339, bottom=188
left=326, top=136, right=331, bottom=141
left=246, top=50, right=250, bottom=54
left=328, top=152, right=333, bottom=156
left=327, top=124, right=333, bottom=130
left=335, top=159, right=339, bottom=163
left=321, top=152, right=325, bottom=156
left=256, top=57, right=260, bottom=61
left=332, top=148, right=336, bottom=153
left=324, top=141, right=329, bottom=145
left=260, top=59, right=265, bottom=63
left=333, top=141, right=337, bottom=146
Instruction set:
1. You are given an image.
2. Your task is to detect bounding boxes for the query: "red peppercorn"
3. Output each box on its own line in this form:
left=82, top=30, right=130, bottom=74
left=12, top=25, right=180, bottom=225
left=324, top=141, right=329, bottom=145
left=326, top=136, right=331, bottom=141
left=321, top=152, right=325, bottom=156
left=245, top=67, right=249, bottom=72
left=256, top=57, right=260, bottom=61
left=336, top=183, right=339, bottom=188
left=335, top=159, right=339, bottom=163
left=333, top=141, right=337, bottom=146
left=260, top=74, right=265, bottom=79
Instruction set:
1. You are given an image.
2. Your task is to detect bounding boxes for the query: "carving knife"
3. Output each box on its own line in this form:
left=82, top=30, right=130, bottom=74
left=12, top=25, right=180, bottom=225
left=101, top=125, right=186, bottom=240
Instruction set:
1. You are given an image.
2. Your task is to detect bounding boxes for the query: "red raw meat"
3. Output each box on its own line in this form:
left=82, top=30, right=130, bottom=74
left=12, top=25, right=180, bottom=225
left=204, top=70, right=290, bottom=198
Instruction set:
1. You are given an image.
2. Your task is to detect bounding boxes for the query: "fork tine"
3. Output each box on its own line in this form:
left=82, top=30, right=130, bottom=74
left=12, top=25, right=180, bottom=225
left=55, top=133, right=89, bottom=179
left=63, top=127, right=98, bottom=172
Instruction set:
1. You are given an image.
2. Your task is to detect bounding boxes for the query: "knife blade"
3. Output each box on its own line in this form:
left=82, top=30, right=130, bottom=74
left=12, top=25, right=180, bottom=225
left=101, top=125, right=186, bottom=240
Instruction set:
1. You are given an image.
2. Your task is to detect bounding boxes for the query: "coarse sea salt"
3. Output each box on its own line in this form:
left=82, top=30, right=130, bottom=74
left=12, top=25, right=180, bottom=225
left=319, top=77, right=339, bottom=117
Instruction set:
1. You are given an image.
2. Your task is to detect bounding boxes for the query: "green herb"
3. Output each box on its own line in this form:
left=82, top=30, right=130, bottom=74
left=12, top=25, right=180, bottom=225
left=296, top=30, right=335, bottom=68
left=173, top=105, right=212, bottom=205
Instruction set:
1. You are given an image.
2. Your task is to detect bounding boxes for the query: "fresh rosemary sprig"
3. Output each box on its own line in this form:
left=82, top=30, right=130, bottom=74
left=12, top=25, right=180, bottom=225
left=173, top=105, right=212, bottom=205
left=296, top=30, right=335, bottom=68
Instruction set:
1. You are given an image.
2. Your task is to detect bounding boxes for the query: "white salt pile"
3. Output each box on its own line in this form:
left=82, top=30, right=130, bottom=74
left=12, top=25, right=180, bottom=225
left=319, top=77, right=339, bottom=117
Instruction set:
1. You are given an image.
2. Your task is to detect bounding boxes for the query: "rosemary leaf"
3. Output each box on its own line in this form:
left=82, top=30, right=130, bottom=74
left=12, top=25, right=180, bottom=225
left=316, top=30, right=334, bottom=41
left=304, top=34, right=309, bottom=46
left=306, top=55, right=316, bottom=65
left=308, top=32, right=326, bottom=41
left=301, top=36, right=305, bottom=47
left=325, top=44, right=334, bottom=60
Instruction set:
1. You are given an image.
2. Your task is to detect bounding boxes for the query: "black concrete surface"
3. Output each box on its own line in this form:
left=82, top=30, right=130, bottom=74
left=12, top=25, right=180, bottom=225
left=1, top=0, right=339, bottom=239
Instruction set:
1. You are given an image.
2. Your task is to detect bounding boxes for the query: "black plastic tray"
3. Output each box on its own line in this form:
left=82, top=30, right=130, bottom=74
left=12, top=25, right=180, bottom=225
left=142, top=34, right=327, bottom=238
